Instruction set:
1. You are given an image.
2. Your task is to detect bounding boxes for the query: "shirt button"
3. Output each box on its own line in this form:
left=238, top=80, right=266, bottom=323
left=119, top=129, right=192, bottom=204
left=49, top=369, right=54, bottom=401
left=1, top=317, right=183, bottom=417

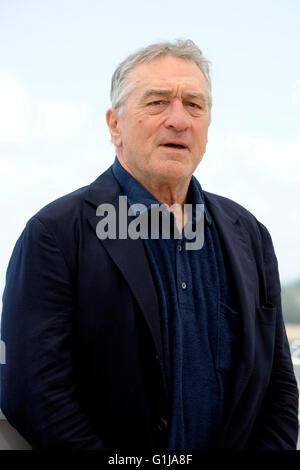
left=181, top=282, right=187, bottom=290
left=157, top=418, right=168, bottom=432
left=178, top=245, right=182, bottom=252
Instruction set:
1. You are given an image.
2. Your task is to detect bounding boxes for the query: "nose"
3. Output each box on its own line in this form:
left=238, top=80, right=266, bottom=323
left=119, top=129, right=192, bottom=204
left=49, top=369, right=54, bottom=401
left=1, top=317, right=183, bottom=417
left=164, top=99, right=191, bottom=132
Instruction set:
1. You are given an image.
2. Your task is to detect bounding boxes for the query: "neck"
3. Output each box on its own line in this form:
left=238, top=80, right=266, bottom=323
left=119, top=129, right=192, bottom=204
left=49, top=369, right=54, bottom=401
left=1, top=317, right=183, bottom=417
left=116, top=156, right=191, bottom=233
left=116, top=156, right=190, bottom=207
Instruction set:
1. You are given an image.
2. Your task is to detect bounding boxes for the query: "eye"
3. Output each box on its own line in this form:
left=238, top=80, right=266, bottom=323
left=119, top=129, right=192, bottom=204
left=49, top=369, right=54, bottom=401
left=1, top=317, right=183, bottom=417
left=148, top=100, right=166, bottom=106
left=187, top=102, right=202, bottom=109
left=146, top=100, right=168, bottom=113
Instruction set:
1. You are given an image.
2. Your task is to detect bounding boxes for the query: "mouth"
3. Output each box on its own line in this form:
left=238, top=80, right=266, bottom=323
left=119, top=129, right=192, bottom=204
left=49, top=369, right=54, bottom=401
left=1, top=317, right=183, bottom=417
left=161, top=141, right=189, bottom=150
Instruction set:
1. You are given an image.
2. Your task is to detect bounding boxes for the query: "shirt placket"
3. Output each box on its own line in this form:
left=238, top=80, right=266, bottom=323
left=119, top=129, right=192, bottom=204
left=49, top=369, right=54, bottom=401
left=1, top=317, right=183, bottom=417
left=176, top=237, right=194, bottom=310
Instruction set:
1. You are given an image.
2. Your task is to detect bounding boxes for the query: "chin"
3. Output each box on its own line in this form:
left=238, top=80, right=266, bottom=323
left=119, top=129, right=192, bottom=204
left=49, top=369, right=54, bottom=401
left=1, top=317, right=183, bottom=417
left=156, top=160, right=192, bottom=181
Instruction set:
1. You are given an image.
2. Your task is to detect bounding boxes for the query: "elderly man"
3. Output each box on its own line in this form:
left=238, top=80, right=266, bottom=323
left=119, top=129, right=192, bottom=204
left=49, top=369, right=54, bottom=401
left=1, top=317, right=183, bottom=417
left=0, top=40, right=298, bottom=450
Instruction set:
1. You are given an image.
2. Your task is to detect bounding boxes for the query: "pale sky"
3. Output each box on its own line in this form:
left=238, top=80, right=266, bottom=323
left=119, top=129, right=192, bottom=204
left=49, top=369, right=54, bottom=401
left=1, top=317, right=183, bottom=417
left=0, top=0, right=300, bottom=311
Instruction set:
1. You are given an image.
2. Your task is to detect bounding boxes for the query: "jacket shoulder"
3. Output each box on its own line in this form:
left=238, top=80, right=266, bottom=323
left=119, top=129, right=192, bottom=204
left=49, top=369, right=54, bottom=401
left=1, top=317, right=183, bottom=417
left=33, top=184, right=90, bottom=226
left=20, top=168, right=116, bottom=270
left=203, top=190, right=272, bottom=246
left=204, top=190, right=256, bottom=221
left=32, top=166, right=116, bottom=227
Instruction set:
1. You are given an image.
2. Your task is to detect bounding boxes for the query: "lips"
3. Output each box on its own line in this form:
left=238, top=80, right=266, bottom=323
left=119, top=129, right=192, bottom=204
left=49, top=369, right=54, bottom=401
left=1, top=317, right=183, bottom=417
left=161, top=141, right=188, bottom=150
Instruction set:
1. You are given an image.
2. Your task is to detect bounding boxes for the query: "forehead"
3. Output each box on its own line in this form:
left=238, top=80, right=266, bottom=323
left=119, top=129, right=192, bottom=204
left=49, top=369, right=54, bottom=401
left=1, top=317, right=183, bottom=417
left=129, top=55, right=208, bottom=97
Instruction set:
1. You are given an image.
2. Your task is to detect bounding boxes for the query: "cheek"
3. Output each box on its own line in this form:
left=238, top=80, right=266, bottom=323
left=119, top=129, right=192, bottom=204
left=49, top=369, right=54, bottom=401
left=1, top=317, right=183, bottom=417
left=196, top=125, right=208, bottom=146
left=136, top=120, right=157, bottom=143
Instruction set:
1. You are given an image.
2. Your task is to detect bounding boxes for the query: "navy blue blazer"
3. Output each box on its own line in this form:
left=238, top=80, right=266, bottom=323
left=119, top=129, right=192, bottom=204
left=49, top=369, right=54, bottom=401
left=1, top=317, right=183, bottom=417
left=0, top=167, right=298, bottom=450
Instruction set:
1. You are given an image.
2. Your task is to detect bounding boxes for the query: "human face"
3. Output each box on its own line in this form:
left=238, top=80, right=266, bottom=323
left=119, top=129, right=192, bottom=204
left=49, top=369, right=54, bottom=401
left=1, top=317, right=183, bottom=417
left=106, top=55, right=210, bottom=188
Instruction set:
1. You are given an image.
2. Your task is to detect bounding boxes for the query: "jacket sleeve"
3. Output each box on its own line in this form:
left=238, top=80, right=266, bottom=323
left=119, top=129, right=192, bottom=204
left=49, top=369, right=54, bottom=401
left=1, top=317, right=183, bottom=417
left=246, top=222, right=299, bottom=449
left=0, top=216, right=104, bottom=449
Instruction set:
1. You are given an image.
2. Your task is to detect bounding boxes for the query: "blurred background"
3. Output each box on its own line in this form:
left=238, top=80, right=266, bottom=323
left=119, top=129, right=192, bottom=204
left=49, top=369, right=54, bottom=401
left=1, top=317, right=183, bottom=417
left=0, top=0, right=299, bottom=414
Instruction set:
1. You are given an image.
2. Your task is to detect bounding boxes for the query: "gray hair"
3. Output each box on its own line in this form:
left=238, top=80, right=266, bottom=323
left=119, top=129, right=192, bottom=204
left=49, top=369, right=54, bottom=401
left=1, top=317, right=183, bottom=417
left=110, top=39, right=212, bottom=114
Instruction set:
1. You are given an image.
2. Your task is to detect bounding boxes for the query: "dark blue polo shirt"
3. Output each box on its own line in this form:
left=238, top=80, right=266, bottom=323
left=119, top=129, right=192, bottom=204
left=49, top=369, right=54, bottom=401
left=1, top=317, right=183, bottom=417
left=112, top=157, right=240, bottom=450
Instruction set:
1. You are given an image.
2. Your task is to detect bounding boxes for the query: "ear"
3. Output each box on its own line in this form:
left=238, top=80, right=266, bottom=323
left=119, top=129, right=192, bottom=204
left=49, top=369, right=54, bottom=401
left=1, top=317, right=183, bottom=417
left=106, top=108, right=123, bottom=147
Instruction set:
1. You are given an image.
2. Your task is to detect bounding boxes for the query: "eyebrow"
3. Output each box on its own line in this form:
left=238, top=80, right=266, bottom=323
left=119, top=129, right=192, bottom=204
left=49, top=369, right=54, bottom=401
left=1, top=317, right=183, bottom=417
left=141, top=89, right=172, bottom=100
left=184, top=92, right=207, bottom=102
left=141, top=89, right=207, bottom=103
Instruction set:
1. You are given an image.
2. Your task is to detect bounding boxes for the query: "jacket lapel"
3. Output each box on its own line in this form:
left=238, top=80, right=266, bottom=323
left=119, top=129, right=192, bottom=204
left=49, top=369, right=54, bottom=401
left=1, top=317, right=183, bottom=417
left=204, top=193, right=257, bottom=425
left=85, top=167, right=167, bottom=395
